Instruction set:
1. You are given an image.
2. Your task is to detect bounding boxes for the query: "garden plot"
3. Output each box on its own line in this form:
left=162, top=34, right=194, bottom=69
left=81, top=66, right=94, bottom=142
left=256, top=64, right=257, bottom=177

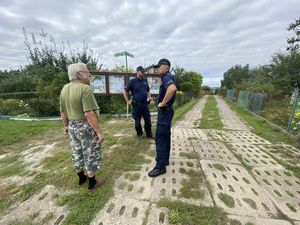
left=191, top=140, right=240, bottom=164
left=257, top=144, right=300, bottom=166
left=0, top=185, right=67, bottom=225
left=227, top=215, right=292, bottom=225
left=252, top=167, right=300, bottom=220
left=172, top=128, right=208, bottom=141
left=204, top=130, right=271, bottom=144
left=228, top=143, right=282, bottom=168
left=201, top=160, right=278, bottom=218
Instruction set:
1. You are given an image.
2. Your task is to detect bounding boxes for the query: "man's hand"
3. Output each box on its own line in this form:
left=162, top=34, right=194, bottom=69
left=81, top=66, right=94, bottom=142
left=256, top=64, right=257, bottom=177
left=64, top=127, right=69, bottom=135
left=158, top=102, right=167, bottom=108
left=96, top=131, right=105, bottom=144
left=127, top=100, right=132, bottom=105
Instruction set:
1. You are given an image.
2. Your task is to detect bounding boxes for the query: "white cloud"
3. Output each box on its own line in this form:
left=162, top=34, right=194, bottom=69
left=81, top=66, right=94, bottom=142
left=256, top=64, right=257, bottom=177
left=0, top=0, right=299, bottom=86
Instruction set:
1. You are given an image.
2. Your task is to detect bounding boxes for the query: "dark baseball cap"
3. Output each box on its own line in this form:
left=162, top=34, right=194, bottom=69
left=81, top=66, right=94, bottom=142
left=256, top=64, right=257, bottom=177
left=136, top=66, right=145, bottom=72
left=153, top=58, right=171, bottom=68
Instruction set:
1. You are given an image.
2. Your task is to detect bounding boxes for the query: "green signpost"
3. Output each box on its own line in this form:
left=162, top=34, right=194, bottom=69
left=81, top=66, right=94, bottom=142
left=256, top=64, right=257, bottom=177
left=114, top=51, right=134, bottom=71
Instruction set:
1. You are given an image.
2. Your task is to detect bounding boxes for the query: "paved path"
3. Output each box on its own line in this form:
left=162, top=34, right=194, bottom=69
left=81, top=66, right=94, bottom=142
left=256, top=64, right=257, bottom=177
left=2, top=96, right=299, bottom=225
left=90, top=96, right=300, bottom=225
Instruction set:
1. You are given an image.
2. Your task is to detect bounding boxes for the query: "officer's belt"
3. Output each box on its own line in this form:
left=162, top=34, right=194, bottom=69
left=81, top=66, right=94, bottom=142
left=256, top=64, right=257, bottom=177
left=132, top=100, right=147, bottom=106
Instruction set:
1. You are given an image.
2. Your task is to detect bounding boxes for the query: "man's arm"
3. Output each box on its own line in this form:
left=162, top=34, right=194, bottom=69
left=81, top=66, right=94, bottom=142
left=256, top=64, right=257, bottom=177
left=84, top=111, right=104, bottom=144
left=123, top=91, right=132, bottom=105
left=60, top=111, right=69, bottom=135
left=158, top=84, right=177, bottom=108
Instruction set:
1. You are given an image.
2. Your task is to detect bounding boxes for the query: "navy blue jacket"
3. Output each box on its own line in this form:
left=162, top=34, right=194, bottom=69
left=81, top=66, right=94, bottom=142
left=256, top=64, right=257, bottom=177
left=158, top=71, right=176, bottom=106
left=125, top=77, right=149, bottom=104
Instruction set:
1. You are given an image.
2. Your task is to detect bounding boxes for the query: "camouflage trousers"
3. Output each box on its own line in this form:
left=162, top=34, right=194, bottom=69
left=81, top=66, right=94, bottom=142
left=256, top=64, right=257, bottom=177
left=68, top=120, right=102, bottom=173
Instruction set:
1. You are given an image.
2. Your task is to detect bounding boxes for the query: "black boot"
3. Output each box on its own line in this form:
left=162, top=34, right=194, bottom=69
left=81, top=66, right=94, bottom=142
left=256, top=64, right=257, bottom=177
left=77, top=170, right=87, bottom=186
left=88, top=176, right=97, bottom=190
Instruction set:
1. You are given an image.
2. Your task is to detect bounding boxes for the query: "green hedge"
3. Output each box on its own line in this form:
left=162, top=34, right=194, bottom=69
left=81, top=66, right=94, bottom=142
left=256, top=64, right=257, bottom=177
left=0, top=92, right=37, bottom=100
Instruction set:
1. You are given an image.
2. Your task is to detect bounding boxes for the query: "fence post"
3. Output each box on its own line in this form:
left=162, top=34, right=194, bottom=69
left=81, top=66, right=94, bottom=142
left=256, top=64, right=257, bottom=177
left=287, top=88, right=299, bottom=132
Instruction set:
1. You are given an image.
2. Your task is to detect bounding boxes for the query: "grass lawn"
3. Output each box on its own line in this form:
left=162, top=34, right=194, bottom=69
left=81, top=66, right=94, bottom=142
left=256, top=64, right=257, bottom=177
left=0, top=120, right=62, bottom=147
left=199, top=95, right=223, bottom=129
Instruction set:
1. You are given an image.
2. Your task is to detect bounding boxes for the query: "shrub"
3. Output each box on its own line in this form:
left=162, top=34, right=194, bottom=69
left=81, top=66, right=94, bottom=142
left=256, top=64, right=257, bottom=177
left=0, top=99, right=31, bottom=116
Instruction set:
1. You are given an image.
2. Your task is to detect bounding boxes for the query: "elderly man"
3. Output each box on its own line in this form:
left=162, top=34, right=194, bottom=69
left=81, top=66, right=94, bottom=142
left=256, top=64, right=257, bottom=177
left=123, top=66, right=153, bottom=138
left=148, top=59, right=177, bottom=177
left=60, top=63, right=105, bottom=191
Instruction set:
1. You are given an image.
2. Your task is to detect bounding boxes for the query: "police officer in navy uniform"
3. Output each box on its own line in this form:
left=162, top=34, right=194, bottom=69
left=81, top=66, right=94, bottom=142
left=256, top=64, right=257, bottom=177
left=123, top=66, right=153, bottom=138
left=148, top=59, right=177, bottom=177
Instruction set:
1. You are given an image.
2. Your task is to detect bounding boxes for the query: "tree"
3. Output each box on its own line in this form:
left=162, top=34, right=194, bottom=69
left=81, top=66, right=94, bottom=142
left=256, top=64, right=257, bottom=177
left=287, top=18, right=300, bottom=52
left=221, top=64, right=250, bottom=89
left=182, top=71, right=203, bottom=95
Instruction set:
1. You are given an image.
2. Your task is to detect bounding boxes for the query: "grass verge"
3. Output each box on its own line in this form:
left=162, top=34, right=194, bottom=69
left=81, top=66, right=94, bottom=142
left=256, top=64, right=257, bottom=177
left=157, top=199, right=229, bottom=225
left=173, top=98, right=199, bottom=124
left=199, top=95, right=223, bottom=129
left=226, top=100, right=294, bottom=144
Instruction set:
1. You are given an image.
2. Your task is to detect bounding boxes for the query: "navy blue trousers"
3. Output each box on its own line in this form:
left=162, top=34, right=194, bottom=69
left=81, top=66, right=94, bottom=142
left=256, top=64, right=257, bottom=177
left=132, top=104, right=152, bottom=137
left=155, top=108, right=174, bottom=170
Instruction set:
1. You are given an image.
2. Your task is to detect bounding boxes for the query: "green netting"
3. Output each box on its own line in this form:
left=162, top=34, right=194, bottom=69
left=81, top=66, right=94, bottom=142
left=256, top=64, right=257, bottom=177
left=226, top=89, right=234, bottom=101
left=237, top=91, right=249, bottom=108
left=248, top=92, right=265, bottom=114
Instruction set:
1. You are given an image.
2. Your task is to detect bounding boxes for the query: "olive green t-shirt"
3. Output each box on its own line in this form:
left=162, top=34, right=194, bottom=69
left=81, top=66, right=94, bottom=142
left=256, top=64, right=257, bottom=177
left=60, top=80, right=99, bottom=120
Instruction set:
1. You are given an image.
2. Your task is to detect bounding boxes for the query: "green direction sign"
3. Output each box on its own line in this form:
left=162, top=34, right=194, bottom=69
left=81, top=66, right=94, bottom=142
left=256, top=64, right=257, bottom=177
left=114, top=51, right=134, bottom=58
left=114, top=52, right=125, bottom=57
left=125, top=51, right=134, bottom=58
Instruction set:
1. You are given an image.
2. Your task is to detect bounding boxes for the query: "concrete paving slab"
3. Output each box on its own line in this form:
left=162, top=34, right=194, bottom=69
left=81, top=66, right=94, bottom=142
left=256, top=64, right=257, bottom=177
left=191, top=140, right=241, bottom=164
left=214, top=96, right=250, bottom=131
left=150, top=158, right=213, bottom=206
left=175, top=96, right=207, bottom=128
left=227, top=215, right=292, bottom=225
left=172, top=128, right=208, bottom=141
left=228, top=143, right=282, bottom=168
left=171, top=145, right=195, bottom=159
left=146, top=206, right=169, bottom=225
left=201, top=160, right=277, bottom=218
left=252, top=167, right=300, bottom=220
left=114, top=169, right=153, bottom=201
left=0, top=185, right=67, bottom=225
left=90, top=195, right=150, bottom=225
left=204, top=129, right=271, bottom=144
left=257, top=144, right=300, bottom=167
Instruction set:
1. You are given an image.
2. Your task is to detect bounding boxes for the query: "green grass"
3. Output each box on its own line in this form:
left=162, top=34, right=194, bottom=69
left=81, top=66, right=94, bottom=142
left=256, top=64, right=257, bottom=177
left=226, top=99, right=293, bottom=144
left=157, top=199, right=229, bottom=225
left=0, top=120, right=62, bottom=147
left=286, top=203, right=297, bottom=212
left=242, top=198, right=257, bottom=209
left=124, top=172, right=140, bottom=181
left=218, top=193, right=235, bottom=208
left=180, top=169, right=205, bottom=199
left=173, top=98, right=199, bottom=124
left=199, top=95, right=223, bottom=129
left=179, top=152, right=199, bottom=160
left=213, top=163, right=226, bottom=172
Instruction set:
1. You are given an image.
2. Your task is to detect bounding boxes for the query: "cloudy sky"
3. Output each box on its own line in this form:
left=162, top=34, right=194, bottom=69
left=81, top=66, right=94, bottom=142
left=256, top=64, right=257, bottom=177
left=0, top=0, right=299, bottom=87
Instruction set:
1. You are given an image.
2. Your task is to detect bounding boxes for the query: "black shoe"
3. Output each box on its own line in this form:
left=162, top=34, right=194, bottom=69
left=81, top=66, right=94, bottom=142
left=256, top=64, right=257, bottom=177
left=146, top=135, right=155, bottom=139
left=148, top=168, right=166, bottom=177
